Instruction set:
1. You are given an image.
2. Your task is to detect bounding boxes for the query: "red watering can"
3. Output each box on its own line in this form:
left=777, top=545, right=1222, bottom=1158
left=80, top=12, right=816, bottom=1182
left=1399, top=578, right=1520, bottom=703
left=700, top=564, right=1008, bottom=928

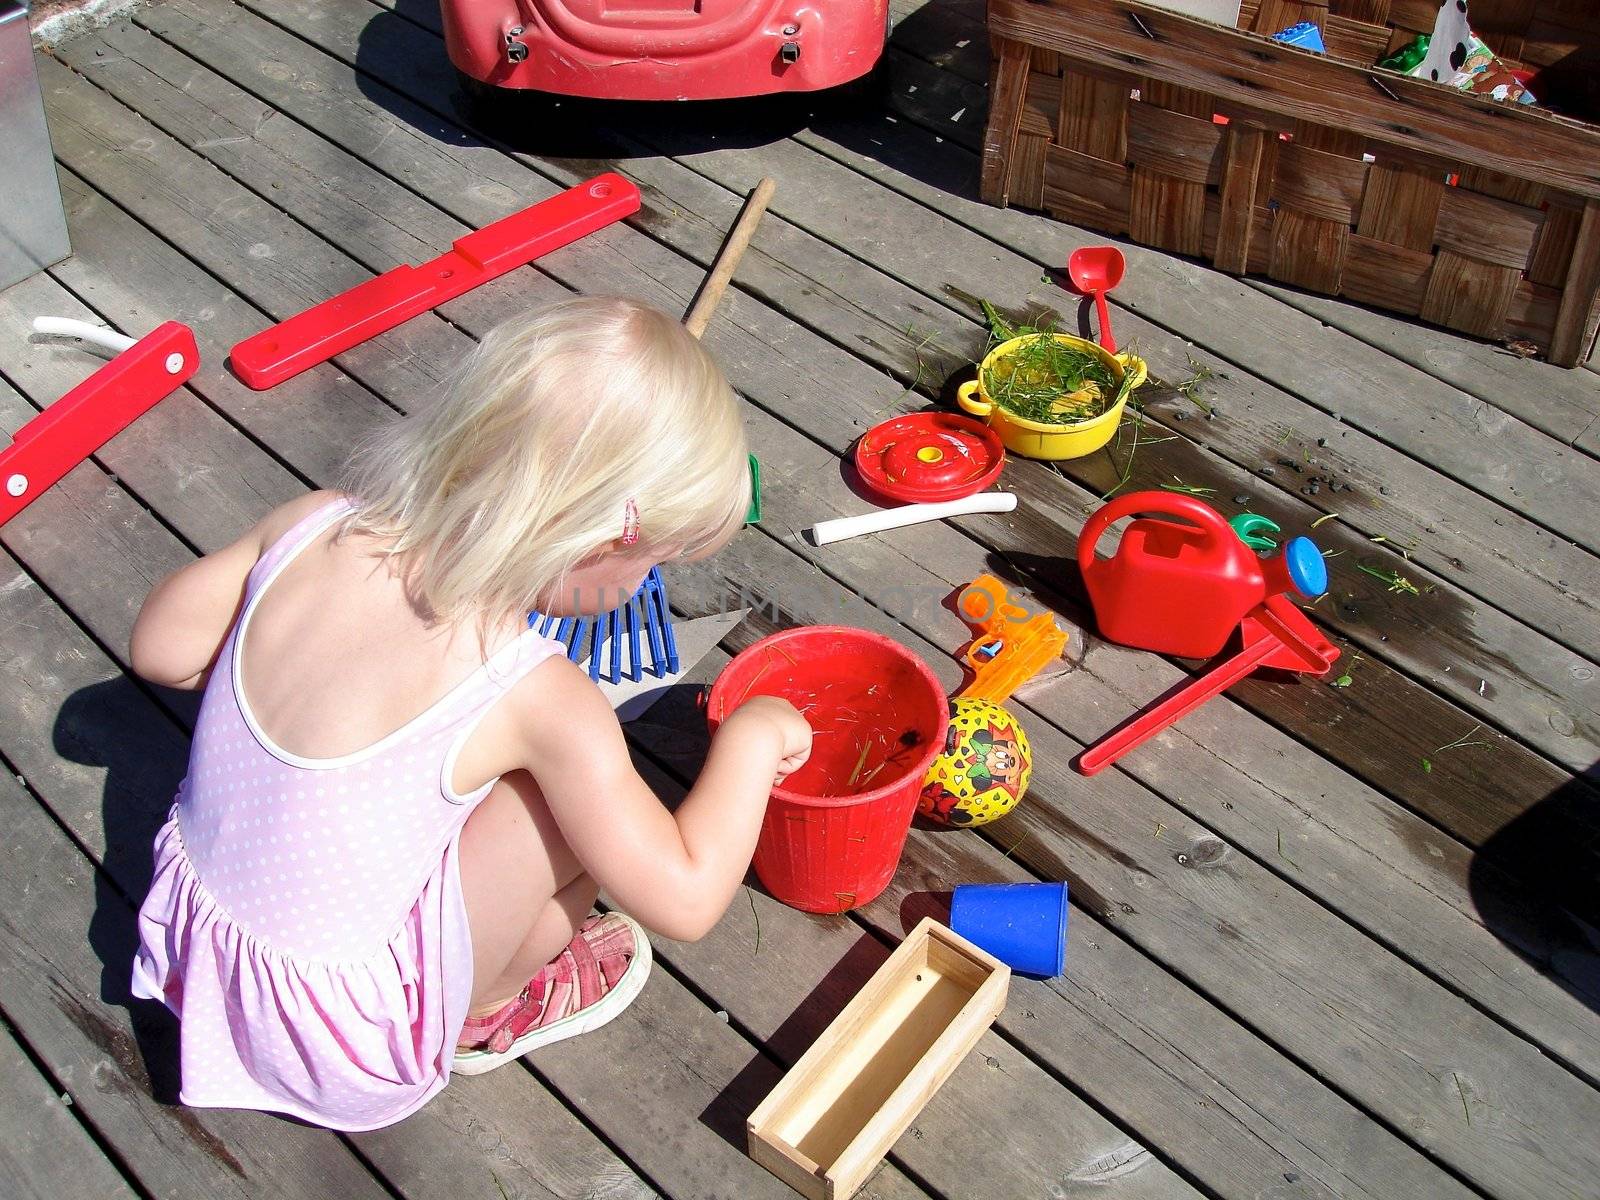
left=1077, top=491, right=1328, bottom=660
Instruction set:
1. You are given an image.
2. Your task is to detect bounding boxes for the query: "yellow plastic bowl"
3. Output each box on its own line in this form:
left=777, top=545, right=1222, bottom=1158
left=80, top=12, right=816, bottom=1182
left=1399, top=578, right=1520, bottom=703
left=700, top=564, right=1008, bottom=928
left=956, top=334, right=1148, bottom=461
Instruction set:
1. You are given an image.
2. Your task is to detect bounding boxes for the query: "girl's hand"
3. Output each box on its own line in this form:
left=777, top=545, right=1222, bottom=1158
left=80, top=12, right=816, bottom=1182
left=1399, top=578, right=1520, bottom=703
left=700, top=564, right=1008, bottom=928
left=517, top=664, right=815, bottom=943
left=724, top=696, right=812, bottom=784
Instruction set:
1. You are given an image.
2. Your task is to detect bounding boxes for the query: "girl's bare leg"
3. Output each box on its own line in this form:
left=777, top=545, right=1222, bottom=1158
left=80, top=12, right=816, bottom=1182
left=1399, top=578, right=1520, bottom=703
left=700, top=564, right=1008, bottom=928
left=458, top=770, right=600, bottom=1014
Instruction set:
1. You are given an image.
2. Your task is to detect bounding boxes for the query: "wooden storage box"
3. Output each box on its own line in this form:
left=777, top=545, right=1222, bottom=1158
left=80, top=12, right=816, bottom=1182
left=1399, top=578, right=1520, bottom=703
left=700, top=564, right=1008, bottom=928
left=980, top=0, right=1600, bottom=364
left=747, top=918, right=1010, bottom=1200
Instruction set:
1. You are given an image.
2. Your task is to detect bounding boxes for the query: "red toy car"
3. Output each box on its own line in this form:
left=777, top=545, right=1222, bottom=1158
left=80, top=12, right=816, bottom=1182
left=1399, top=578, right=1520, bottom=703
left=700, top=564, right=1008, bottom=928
left=441, top=0, right=889, bottom=102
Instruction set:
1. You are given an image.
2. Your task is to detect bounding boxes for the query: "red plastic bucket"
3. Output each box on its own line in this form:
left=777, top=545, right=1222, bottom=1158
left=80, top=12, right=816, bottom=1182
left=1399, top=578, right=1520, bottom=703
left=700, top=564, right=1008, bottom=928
left=706, top=627, right=948, bottom=913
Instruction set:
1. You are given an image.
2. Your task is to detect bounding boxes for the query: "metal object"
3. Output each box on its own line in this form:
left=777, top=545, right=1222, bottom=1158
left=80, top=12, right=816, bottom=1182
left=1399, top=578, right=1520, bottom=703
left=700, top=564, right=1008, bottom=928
left=505, top=25, right=528, bottom=63
left=0, top=1, right=71, bottom=290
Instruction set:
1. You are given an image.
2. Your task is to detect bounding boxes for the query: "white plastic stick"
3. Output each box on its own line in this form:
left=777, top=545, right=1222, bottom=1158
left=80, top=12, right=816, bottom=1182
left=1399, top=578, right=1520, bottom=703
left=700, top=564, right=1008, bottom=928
left=31, top=317, right=137, bottom=355
left=810, top=492, right=1018, bottom=546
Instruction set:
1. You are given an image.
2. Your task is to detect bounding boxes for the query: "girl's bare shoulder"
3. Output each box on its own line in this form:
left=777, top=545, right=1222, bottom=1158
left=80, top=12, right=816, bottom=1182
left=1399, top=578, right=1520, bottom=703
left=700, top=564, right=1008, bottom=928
left=253, top=489, right=350, bottom=549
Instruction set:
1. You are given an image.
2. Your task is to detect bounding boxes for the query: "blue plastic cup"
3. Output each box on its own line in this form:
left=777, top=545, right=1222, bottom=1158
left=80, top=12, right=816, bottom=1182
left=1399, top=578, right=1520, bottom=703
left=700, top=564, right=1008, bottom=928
left=950, top=881, right=1069, bottom=976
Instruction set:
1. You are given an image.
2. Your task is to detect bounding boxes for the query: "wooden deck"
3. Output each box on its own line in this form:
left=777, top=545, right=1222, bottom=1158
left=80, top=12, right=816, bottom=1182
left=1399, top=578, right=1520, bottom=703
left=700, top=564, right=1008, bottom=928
left=4, top=1, right=1598, bottom=1197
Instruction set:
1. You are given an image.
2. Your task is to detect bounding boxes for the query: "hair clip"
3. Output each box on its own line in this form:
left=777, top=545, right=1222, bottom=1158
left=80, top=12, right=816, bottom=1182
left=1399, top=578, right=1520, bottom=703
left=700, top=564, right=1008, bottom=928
left=620, top=498, right=641, bottom=546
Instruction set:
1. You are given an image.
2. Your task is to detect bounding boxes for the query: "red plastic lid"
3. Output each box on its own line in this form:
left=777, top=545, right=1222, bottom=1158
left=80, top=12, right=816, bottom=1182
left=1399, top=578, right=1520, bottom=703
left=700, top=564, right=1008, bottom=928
left=853, top=412, right=1005, bottom=504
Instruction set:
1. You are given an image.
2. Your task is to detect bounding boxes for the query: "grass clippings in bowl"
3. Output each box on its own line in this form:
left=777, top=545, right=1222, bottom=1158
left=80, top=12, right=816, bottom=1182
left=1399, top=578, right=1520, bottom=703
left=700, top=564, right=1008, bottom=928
left=979, top=302, right=1122, bottom=426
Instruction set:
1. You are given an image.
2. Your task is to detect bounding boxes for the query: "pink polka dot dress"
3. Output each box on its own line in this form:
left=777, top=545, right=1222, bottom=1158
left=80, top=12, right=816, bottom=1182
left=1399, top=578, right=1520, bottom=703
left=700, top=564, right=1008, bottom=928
left=132, top=499, right=563, bottom=1130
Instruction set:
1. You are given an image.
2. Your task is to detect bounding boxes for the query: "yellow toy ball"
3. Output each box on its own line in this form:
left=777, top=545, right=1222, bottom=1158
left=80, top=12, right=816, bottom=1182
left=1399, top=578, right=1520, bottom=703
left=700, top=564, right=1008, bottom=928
left=919, top=698, right=1032, bottom=827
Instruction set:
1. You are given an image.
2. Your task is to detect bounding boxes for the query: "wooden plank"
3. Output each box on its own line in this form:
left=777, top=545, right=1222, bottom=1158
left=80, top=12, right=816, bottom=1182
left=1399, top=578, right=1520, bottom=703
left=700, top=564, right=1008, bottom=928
left=1269, top=207, right=1349, bottom=293
left=712, top=399, right=1600, bottom=1086
left=28, top=58, right=1190, bottom=1200
left=534, top=960, right=917, bottom=1200
left=15, top=224, right=1194, bottom=1200
left=1271, top=140, right=1368, bottom=225
left=1432, top=188, right=1544, bottom=269
left=1214, top=124, right=1268, bottom=274
left=1455, top=165, right=1547, bottom=208
left=887, top=8, right=1600, bottom=436
left=1528, top=200, right=1584, bottom=287
left=1127, top=165, right=1207, bottom=256
left=1125, top=102, right=1225, bottom=186
left=979, top=36, right=1029, bottom=205
left=890, top=0, right=990, bottom=82
left=1141, top=78, right=1214, bottom=120
left=1341, top=232, right=1432, bottom=311
left=0, top=354, right=664, bottom=1200
left=0, top=582, right=390, bottom=1200
left=1252, top=0, right=1323, bottom=34
left=43, top=14, right=1600, bottom=1196
left=205, top=0, right=1600, bottom=776
left=1021, top=69, right=1061, bottom=140
left=1057, top=67, right=1129, bottom=162
left=265, top=0, right=1600, bottom=771
left=1323, top=13, right=1392, bottom=64
left=633, top=667, right=1469, bottom=1200
left=1043, top=143, right=1131, bottom=230
left=877, top=46, right=1600, bottom=547
left=1010, top=129, right=1047, bottom=210
left=1357, top=161, right=1445, bottom=252
left=0, top=550, right=817, bottom=1200
left=988, top=0, right=1600, bottom=200
left=1551, top=199, right=1600, bottom=366
left=1258, top=274, right=1600, bottom=452
left=0, top=1018, right=141, bottom=1200
left=0, top=227, right=1587, bottom=1200
left=25, top=37, right=1171, bottom=1200
left=9, top=68, right=1472, bottom=1200
left=650, top=501, right=1600, bottom=1200
left=1419, top=249, right=1523, bottom=339
left=576, top=135, right=1600, bottom=765
left=641, top=847, right=1186, bottom=1199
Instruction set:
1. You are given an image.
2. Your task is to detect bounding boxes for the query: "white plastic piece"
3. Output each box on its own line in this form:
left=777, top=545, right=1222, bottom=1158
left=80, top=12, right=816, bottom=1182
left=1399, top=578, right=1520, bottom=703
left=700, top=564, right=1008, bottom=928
left=165, top=352, right=185, bottom=374
left=31, top=317, right=137, bottom=355
left=810, top=492, right=1018, bottom=546
left=6, top=474, right=28, bottom=498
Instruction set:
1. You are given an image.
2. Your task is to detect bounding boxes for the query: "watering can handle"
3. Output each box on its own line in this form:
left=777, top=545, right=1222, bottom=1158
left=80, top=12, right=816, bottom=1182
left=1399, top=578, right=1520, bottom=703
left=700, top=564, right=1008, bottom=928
left=1076, top=490, right=1235, bottom=576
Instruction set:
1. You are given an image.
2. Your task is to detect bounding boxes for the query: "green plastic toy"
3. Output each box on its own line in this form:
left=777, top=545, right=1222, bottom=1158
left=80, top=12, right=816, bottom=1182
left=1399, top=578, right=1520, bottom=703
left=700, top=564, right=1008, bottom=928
left=1229, top=512, right=1281, bottom=552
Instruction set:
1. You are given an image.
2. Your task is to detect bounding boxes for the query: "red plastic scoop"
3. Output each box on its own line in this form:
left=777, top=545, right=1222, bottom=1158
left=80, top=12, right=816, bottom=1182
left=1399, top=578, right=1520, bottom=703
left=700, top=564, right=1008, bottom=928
left=853, top=412, right=1005, bottom=504
left=1067, top=245, right=1126, bottom=354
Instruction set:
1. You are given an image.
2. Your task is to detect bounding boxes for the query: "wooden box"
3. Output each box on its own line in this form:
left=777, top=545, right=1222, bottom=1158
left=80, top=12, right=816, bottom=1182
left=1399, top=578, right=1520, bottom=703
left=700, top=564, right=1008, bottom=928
left=980, top=0, right=1600, bottom=365
left=746, top=918, right=1010, bottom=1200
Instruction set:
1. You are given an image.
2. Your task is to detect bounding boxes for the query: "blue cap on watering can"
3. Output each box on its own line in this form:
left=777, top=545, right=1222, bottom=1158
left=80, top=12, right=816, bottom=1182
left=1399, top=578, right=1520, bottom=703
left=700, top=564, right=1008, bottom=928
left=1284, top=536, right=1328, bottom=597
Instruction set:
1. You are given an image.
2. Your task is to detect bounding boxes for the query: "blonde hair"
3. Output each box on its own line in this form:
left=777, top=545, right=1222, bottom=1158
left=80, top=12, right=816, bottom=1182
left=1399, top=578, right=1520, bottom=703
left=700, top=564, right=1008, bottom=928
left=340, top=296, right=749, bottom=625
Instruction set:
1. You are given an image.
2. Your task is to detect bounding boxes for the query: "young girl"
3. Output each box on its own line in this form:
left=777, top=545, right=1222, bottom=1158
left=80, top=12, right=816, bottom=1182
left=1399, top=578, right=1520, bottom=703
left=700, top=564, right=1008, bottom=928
left=127, top=297, right=810, bottom=1131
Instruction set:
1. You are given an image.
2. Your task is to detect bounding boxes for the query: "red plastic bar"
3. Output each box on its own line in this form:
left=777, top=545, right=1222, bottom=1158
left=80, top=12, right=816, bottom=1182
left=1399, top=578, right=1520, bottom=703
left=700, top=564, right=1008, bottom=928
left=1075, top=596, right=1338, bottom=776
left=2, top=321, right=199, bottom=528
left=229, top=173, right=642, bottom=391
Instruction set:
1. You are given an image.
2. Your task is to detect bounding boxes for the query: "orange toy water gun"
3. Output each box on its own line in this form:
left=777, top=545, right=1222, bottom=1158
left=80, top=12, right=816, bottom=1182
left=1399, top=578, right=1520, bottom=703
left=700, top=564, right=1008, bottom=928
left=955, top=574, right=1069, bottom=703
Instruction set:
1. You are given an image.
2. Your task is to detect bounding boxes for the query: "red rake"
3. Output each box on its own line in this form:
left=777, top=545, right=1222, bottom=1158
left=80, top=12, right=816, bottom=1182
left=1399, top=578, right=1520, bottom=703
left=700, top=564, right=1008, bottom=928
left=1075, top=594, right=1339, bottom=775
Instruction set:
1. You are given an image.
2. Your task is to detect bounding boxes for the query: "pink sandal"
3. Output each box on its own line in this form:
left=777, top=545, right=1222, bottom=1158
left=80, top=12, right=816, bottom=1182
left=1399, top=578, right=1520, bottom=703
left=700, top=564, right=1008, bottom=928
left=453, top=912, right=652, bottom=1076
